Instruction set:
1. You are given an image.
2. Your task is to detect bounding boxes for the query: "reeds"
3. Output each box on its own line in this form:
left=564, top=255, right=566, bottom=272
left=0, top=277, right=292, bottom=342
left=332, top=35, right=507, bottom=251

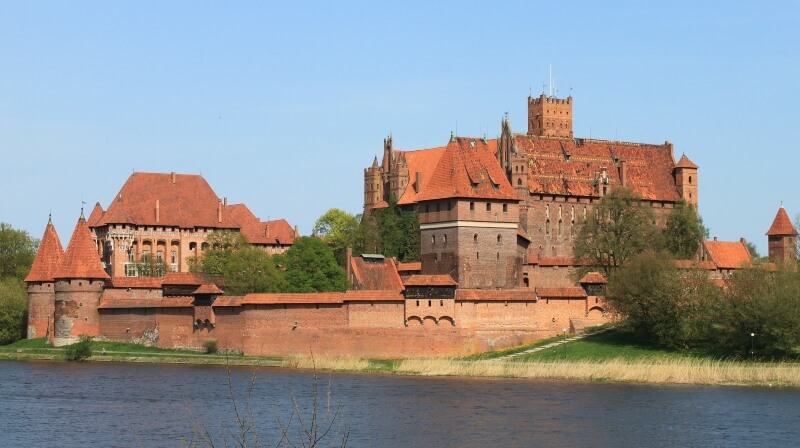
left=282, top=356, right=371, bottom=371
left=394, top=358, right=800, bottom=387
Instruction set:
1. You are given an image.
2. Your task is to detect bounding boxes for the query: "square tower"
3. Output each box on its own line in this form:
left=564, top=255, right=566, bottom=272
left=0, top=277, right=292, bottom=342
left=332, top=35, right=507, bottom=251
left=528, top=94, right=573, bottom=138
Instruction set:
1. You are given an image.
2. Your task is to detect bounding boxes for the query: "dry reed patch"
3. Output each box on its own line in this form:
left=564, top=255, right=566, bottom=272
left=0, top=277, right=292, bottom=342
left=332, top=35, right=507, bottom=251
left=394, top=358, right=800, bottom=387
left=282, top=356, right=371, bottom=371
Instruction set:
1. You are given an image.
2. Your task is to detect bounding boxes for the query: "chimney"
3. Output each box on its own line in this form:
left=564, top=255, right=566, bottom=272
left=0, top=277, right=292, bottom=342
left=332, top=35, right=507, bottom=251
left=414, top=171, right=422, bottom=193
left=619, top=160, right=627, bottom=188
left=265, top=224, right=270, bottom=238
left=740, top=237, right=746, bottom=244
left=294, top=225, right=299, bottom=237
left=713, top=236, right=718, bottom=241
left=171, top=172, right=176, bottom=184
left=155, top=200, right=160, bottom=223
left=223, top=197, right=228, bottom=206
left=217, top=200, right=222, bottom=223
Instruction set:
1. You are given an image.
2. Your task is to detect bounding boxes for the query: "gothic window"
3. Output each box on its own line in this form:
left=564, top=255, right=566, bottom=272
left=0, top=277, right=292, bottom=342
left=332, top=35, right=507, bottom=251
left=497, top=234, right=502, bottom=243
left=517, top=178, right=522, bottom=186
left=432, top=235, right=436, bottom=244
left=558, top=220, right=562, bottom=238
left=473, top=234, right=478, bottom=242
left=546, top=219, right=551, bottom=236
left=443, top=234, right=447, bottom=245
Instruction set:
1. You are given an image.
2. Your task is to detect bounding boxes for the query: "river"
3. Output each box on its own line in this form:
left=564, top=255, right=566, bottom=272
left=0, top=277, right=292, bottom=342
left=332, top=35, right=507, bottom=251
left=1, top=360, right=799, bottom=447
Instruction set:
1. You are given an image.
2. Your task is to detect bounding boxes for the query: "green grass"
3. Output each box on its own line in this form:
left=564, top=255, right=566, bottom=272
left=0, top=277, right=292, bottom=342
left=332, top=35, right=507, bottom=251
left=513, top=330, right=689, bottom=362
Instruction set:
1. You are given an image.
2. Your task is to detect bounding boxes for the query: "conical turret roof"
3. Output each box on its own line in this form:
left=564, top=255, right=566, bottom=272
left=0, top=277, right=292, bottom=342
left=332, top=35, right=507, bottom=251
left=24, top=217, right=65, bottom=282
left=766, top=206, right=798, bottom=236
left=53, top=212, right=110, bottom=280
left=675, top=154, right=698, bottom=169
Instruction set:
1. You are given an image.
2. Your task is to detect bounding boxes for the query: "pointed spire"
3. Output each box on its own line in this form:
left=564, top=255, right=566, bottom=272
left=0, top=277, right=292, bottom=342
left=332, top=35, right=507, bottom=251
left=52, top=213, right=110, bottom=280
left=766, top=206, right=798, bottom=236
left=675, top=154, right=698, bottom=169
left=25, top=217, right=65, bottom=282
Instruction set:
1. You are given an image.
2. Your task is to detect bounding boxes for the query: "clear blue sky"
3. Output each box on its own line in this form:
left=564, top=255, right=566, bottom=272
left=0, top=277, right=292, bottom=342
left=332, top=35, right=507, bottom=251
left=1, top=1, right=798, bottom=256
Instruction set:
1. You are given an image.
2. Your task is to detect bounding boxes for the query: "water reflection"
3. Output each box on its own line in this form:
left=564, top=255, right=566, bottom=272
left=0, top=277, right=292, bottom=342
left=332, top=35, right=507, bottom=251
left=1, top=361, right=798, bottom=447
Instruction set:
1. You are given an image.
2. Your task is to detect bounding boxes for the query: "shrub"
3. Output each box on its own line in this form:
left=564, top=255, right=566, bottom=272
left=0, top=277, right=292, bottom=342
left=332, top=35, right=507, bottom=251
left=64, top=336, right=93, bottom=361
left=203, top=339, right=218, bottom=354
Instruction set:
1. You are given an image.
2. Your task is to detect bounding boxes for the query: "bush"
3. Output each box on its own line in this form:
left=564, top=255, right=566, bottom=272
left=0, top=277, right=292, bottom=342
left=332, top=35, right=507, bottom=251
left=203, top=339, right=217, bottom=354
left=64, top=336, right=93, bottom=361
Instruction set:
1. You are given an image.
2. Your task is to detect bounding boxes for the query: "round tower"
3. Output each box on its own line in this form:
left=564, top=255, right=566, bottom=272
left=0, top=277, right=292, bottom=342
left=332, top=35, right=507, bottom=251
left=673, top=153, right=699, bottom=208
left=52, top=212, right=110, bottom=346
left=24, top=216, right=64, bottom=341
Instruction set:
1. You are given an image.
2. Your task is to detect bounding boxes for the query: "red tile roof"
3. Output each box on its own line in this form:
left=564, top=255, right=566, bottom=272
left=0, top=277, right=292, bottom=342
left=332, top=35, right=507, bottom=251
left=456, top=289, right=536, bottom=301
left=396, top=146, right=447, bottom=205
left=343, top=290, right=404, bottom=301
left=674, top=154, right=698, bottom=169
left=350, top=256, right=404, bottom=291
left=213, top=296, right=243, bottom=307
left=95, top=172, right=239, bottom=229
left=162, top=272, right=213, bottom=286
left=415, top=137, right=519, bottom=202
left=98, top=297, right=195, bottom=309
left=766, top=207, right=798, bottom=236
left=86, top=202, right=104, bottom=227
left=397, top=262, right=422, bottom=272
left=193, top=284, right=224, bottom=295
left=25, top=219, right=64, bottom=282
left=514, top=136, right=681, bottom=201
left=536, top=287, right=588, bottom=298
left=243, top=293, right=345, bottom=305
left=673, top=260, right=717, bottom=270
left=404, top=275, right=458, bottom=286
left=226, top=203, right=296, bottom=246
left=702, top=240, right=752, bottom=270
left=53, top=214, right=110, bottom=280
left=578, top=272, right=607, bottom=284
left=106, top=277, right=163, bottom=288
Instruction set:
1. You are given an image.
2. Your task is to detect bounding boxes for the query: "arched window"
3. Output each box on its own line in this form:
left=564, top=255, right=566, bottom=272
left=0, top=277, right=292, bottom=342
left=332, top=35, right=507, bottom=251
left=497, top=234, right=502, bottom=243
left=443, top=234, right=447, bottom=244
left=545, top=219, right=551, bottom=236
left=432, top=235, right=436, bottom=244
left=473, top=234, right=478, bottom=242
left=517, top=178, right=522, bottom=186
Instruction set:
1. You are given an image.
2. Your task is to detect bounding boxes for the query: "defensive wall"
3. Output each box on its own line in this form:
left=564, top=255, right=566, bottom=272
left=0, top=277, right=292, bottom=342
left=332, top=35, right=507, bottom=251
left=95, top=288, right=607, bottom=358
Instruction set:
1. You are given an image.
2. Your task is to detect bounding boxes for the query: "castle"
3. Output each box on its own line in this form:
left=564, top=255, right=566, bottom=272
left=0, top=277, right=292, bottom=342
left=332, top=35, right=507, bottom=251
left=25, top=93, right=797, bottom=358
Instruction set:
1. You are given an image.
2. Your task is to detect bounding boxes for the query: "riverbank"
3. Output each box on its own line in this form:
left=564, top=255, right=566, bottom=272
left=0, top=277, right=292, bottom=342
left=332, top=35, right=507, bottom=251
left=3, top=334, right=799, bottom=388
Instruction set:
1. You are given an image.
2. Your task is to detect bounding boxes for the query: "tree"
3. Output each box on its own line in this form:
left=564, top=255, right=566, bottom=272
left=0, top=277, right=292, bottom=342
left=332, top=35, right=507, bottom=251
left=663, top=200, right=708, bottom=259
left=200, top=231, right=286, bottom=295
left=312, top=208, right=360, bottom=266
left=711, top=265, right=800, bottom=357
left=573, top=188, right=659, bottom=276
left=743, top=240, right=761, bottom=260
left=606, top=251, right=714, bottom=348
left=366, top=196, right=420, bottom=262
left=283, top=237, right=347, bottom=293
left=0, top=278, right=27, bottom=344
left=0, top=223, right=38, bottom=280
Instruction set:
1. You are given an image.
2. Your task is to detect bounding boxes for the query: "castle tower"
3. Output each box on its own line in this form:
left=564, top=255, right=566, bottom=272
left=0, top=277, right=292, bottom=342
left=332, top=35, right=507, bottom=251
left=527, top=93, right=573, bottom=138
left=766, top=206, right=798, bottom=263
left=416, top=137, right=524, bottom=289
left=364, top=156, right=384, bottom=215
left=24, top=216, right=64, bottom=341
left=674, top=153, right=699, bottom=208
left=498, top=116, right=529, bottom=232
left=52, top=211, right=110, bottom=346
left=388, top=151, right=409, bottom=201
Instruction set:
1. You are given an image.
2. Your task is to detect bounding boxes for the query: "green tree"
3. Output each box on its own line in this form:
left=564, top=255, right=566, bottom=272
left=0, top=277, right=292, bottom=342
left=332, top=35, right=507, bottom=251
left=200, top=231, right=286, bottom=295
left=573, top=188, right=659, bottom=276
left=283, top=237, right=347, bottom=292
left=312, top=208, right=360, bottom=266
left=135, top=253, right=167, bottom=277
left=711, top=265, right=800, bottom=357
left=366, top=196, right=420, bottom=262
left=0, top=223, right=38, bottom=280
left=743, top=240, right=761, bottom=260
left=606, top=251, right=714, bottom=348
left=0, top=278, right=27, bottom=344
left=663, top=200, right=708, bottom=259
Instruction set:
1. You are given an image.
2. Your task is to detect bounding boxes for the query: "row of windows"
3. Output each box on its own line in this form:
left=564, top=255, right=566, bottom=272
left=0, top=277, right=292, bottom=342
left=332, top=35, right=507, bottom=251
left=468, top=202, right=509, bottom=212
left=432, top=251, right=503, bottom=261
left=431, top=234, right=504, bottom=245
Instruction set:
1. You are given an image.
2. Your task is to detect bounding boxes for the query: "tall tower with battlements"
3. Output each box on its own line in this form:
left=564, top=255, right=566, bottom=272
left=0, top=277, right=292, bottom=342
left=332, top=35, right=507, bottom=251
left=528, top=94, right=573, bottom=138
